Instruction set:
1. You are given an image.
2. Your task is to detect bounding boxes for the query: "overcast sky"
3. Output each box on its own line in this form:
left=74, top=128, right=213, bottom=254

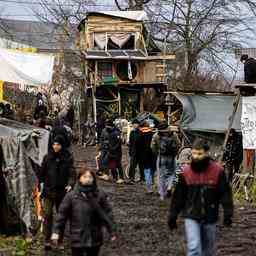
left=0, top=0, right=120, bottom=21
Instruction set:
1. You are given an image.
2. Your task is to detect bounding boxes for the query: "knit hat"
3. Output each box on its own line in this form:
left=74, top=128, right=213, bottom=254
left=52, top=135, right=65, bottom=147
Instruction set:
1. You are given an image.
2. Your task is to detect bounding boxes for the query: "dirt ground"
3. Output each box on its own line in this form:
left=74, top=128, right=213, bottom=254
left=6, top=145, right=256, bottom=255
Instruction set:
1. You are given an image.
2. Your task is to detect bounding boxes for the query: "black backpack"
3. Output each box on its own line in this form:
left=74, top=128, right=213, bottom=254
left=159, top=135, right=178, bottom=156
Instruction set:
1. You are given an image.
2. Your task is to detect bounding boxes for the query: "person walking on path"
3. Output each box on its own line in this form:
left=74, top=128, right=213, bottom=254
left=151, top=122, right=179, bottom=200
left=128, top=119, right=144, bottom=184
left=138, top=121, right=154, bottom=193
left=51, top=167, right=117, bottom=256
left=98, top=119, right=124, bottom=184
left=168, top=139, right=233, bottom=256
left=39, top=135, right=76, bottom=250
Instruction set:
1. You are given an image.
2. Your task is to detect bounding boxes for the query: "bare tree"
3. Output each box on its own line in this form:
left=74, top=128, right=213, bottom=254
left=143, top=0, right=256, bottom=89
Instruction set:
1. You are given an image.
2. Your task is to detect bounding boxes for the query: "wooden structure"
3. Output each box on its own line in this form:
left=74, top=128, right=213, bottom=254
left=77, top=11, right=175, bottom=121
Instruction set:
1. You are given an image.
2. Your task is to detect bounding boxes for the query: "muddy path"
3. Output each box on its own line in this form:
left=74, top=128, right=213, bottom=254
left=27, top=145, right=256, bottom=255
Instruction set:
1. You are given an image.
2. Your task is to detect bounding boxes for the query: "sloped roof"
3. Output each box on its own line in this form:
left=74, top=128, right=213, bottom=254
left=0, top=19, right=76, bottom=51
left=86, top=11, right=148, bottom=21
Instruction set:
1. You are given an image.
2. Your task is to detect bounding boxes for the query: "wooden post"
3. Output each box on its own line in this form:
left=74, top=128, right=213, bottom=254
left=140, top=89, right=144, bottom=112
left=222, top=90, right=241, bottom=158
left=93, top=61, right=98, bottom=141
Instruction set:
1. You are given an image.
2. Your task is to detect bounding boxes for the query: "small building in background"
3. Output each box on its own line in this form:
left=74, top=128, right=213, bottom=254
left=77, top=11, right=175, bottom=121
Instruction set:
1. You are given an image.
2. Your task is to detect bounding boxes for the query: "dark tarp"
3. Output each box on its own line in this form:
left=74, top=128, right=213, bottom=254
left=172, top=92, right=241, bottom=133
left=0, top=118, right=49, bottom=231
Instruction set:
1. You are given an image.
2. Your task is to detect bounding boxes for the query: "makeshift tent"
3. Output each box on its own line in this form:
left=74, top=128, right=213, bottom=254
left=172, top=92, right=242, bottom=133
left=0, top=48, right=54, bottom=85
left=0, top=118, right=49, bottom=232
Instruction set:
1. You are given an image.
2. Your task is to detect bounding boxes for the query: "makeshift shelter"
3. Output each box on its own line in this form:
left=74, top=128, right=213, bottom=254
left=77, top=11, right=175, bottom=121
left=0, top=118, right=49, bottom=233
left=171, top=92, right=242, bottom=159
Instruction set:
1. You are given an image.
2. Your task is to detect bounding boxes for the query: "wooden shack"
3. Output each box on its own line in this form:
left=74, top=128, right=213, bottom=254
left=77, top=11, right=175, bottom=121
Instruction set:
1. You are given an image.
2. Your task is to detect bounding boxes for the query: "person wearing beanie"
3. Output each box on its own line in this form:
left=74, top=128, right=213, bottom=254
left=151, top=121, right=179, bottom=200
left=240, top=54, right=256, bottom=83
left=39, top=135, right=76, bottom=250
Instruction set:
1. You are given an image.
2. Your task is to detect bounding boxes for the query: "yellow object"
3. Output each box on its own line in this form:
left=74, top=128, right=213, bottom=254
left=154, top=111, right=165, bottom=120
left=0, top=81, right=3, bottom=101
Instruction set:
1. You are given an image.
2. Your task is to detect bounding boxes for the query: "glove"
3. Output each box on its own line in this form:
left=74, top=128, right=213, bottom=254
left=168, top=218, right=177, bottom=231
left=223, top=217, right=232, bottom=227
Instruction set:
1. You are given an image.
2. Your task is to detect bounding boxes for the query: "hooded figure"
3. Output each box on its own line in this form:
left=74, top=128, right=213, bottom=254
left=40, top=135, right=75, bottom=249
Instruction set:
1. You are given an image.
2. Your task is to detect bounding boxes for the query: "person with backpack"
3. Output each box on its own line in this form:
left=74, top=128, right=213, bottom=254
left=39, top=135, right=76, bottom=250
left=240, top=54, right=256, bottom=83
left=151, top=122, right=179, bottom=200
left=168, top=139, right=233, bottom=256
left=99, top=119, right=124, bottom=184
left=51, top=167, right=117, bottom=256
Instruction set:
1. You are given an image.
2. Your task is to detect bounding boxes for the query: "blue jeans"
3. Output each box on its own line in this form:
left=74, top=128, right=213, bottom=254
left=144, top=168, right=153, bottom=191
left=185, top=219, right=216, bottom=256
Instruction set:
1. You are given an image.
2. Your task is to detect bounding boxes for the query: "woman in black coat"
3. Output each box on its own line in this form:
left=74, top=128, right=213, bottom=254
left=51, top=167, right=117, bottom=256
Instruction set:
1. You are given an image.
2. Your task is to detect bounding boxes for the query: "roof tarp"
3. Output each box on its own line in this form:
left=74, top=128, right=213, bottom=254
left=86, top=11, right=148, bottom=21
left=0, top=48, right=54, bottom=86
left=172, top=92, right=241, bottom=132
left=0, top=118, right=49, bottom=230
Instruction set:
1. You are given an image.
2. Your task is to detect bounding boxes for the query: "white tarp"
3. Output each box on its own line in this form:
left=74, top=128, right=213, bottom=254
left=0, top=48, right=54, bottom=86
left=89, top=11, right=148, bottom=21
left=241, top=96, right=256, bottom=149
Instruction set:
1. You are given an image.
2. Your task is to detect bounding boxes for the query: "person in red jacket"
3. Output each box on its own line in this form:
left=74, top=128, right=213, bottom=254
left=168, top=139, right=233, bottom=256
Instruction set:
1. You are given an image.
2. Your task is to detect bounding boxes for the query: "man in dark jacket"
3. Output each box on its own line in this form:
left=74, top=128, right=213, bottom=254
left=40, top=135, right=75, bottom=249
left=241, top=54, right=256, bottom=83
left=223, top=129, right=243, bottom=183
left=168, top=139, right=233, bottom=256
left=128, top=119, right=144, bottom=184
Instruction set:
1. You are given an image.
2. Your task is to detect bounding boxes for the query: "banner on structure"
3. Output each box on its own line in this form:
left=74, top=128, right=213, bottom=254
left=241, top=96, right=256, bottom=149
left=0, top=48, right=54, bottom=86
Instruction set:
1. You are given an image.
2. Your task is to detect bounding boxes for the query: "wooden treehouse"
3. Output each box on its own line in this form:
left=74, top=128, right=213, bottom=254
left=77, top=11, right=175, bottom=120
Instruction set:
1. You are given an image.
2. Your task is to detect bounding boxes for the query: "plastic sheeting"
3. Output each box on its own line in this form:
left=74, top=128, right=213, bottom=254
left=89, top=11, right=148, bottom=21
left=0, top=48, right=54, bottom=86
left=0, top=118, right=49, bottom=229
left=173, top=93, right=242, bottom=132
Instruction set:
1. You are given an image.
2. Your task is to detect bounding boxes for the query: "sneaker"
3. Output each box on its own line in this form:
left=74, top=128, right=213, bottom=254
left=58, top=242, right=65, bottom=250
left=100, top=174, right=110, bottom=181
left=116, top=179, right=124, bottom=184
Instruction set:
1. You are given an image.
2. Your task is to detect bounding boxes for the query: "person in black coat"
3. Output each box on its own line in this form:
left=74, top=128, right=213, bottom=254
left=138, top=121, right=154, bottom=193
left=128, top=119, right=144, bottom=183
left=40, top=135, right=75, bottom=250
left=51, top=167, right=117, bottom=256
left=241, top=54, right=256, bottom=83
